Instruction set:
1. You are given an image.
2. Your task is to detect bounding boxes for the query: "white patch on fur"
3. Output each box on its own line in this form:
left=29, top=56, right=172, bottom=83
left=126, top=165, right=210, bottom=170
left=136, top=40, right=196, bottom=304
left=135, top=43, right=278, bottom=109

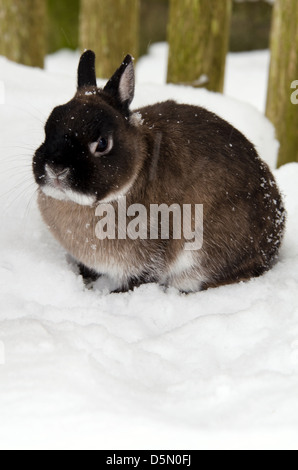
left=41, top=185, right=69, bottom=201
left=92, top=255, right=143, bottom=291
left=168, top=251, right=196, bottom=278
left=93, top=260, right=126, bottom=281
left=166, top=251, right=207, bottom=293
left=41, top=185, right=96, bottom=206
left=64, top=189, right=96, bottom=206
left=42, top=164, right=96, bottom=206
left=170, top=277, right=204, bottom=293
left=129, top=112, right=144, bottom=127
left=99, top=175, right=137, bottom=203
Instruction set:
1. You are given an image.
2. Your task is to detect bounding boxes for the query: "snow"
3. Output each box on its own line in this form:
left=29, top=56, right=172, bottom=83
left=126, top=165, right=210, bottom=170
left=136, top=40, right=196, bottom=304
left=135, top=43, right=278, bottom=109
left=0, top=44, right=298, bottom=450
left=136, top=43, right=271, bottom=114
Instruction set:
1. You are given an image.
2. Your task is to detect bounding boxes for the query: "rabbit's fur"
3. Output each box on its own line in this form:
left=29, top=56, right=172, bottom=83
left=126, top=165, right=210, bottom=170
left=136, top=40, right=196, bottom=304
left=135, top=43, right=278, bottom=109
left=33, top=51, right=286, bottom=293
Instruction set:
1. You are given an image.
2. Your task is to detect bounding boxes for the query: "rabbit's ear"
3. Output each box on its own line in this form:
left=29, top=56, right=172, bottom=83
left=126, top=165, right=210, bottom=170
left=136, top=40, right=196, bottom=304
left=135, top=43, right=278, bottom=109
left=103, top=55, right=135, bottom=109
left=78, top=50, right=97, bottom=88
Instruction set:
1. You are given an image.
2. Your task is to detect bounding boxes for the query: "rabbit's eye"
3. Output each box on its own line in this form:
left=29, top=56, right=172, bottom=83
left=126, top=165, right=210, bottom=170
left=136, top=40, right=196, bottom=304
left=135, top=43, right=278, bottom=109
left=97, top=137, right=108, bottom=152
left=89, top=135, right=113, bottom=157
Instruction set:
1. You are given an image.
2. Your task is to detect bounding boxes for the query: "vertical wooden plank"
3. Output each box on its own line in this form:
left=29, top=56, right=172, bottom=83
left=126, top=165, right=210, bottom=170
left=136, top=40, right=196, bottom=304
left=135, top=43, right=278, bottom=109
left=266, top=0, right=298, bottom=167
left=0, top=0, right=46, bottom=68
left=167, top=0, right=232, bottom=92
left=79, top=0, right=140, bottom=78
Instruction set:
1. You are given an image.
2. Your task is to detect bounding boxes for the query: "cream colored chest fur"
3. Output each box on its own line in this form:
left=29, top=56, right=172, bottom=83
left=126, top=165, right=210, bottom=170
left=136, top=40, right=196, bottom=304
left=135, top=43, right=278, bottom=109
left=37, top=191, right=165, bottom=284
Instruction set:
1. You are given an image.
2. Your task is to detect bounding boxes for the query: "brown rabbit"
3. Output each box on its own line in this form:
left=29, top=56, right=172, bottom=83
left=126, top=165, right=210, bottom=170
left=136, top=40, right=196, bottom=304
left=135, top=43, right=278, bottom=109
left=33, top=51, right=286, bottom=293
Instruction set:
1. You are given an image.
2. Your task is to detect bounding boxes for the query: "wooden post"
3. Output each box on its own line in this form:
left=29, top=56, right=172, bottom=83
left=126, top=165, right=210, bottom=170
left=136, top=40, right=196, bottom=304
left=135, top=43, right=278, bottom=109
left=79, top=0, right=140, bottom=78
left=266, top=0, right=298, bottom=167
left=47, top=0, right=80, bottom=53
left=167, top=0, right=232, bottom=92
left=0, top=0, right=46, bottom=68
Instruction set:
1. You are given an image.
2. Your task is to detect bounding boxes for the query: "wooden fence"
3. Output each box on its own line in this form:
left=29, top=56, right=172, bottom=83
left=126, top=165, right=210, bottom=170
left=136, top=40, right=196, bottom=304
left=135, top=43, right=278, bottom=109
left=0, top=0, right=297, bottom=166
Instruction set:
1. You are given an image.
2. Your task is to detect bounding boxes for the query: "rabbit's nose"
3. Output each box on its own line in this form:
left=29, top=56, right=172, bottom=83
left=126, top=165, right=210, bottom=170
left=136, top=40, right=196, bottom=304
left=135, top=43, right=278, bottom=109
left=45, top=164, right=70, bottom=187
left=56, top=168, right=70, bottom=179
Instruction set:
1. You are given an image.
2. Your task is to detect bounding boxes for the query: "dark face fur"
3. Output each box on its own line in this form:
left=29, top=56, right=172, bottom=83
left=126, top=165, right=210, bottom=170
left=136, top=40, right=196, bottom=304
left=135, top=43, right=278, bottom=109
left=33, top=52, right=140, bottom=206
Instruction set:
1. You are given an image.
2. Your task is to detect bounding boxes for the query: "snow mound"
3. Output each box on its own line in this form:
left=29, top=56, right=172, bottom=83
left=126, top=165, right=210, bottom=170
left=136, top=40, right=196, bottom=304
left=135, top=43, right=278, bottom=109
left=0, top=48, right=297, bottom=450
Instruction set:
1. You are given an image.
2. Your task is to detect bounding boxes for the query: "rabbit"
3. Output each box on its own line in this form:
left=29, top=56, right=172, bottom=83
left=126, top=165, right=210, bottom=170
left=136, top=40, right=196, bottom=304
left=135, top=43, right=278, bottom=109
left=33, top=50, right=286, bottom=293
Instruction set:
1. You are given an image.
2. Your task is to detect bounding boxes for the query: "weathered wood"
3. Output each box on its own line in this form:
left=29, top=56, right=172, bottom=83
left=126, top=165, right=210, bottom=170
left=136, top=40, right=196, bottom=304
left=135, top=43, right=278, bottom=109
left=0, top=0, right=46, bottom=68
left=47, top=0, right=80, bottom=53
left=167, top=0, right=232, bottom=92
left=139, top=0, right=169, bottom=56
left=79, top=0, right=140, bottom=78
left=266, top=0, right=298, bottom=167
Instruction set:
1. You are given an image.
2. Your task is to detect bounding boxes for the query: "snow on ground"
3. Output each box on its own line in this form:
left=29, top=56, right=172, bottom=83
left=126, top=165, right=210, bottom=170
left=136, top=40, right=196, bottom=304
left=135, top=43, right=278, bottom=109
left=135, top=43, right=271, bottom=114
left=0, top=44, right=298, bottom=450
